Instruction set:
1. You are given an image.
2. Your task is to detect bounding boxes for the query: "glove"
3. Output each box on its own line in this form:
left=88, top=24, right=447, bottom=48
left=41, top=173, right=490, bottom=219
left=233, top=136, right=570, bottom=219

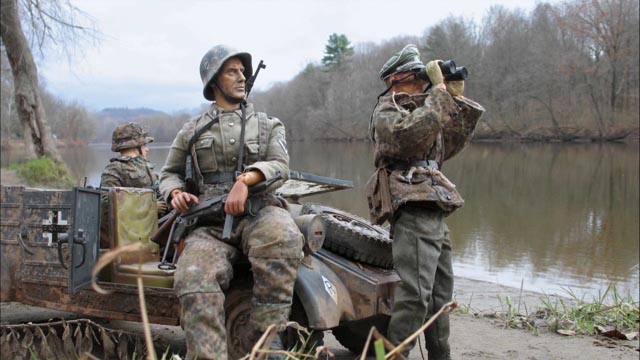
left=157, top=200, right=168, bottom=216
left=446, top=80, right=465, bottom=96
left=425, top=60, right=444, bottom=86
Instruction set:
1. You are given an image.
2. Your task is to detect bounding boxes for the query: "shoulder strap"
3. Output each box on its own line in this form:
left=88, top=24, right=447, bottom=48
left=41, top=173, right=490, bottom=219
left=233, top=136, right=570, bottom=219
left=188, top=112, right=220, bottom=152
left=235, top=104, right=247, bottom=171
left=257, top=112, right=269, bottom=160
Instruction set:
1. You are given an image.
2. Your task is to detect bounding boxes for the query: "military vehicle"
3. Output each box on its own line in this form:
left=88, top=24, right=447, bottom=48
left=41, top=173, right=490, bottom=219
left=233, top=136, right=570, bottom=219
left=0, top=171, right=398, bottom=358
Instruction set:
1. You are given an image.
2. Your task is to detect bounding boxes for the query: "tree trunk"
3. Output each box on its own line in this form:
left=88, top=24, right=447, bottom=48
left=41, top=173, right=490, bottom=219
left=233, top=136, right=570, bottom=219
left=0, top=0, right=61, bottom=162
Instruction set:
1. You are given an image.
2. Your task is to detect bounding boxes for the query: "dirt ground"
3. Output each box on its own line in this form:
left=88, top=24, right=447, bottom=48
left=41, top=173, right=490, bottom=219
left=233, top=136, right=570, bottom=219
left=2, top=277, right=637, bottom=359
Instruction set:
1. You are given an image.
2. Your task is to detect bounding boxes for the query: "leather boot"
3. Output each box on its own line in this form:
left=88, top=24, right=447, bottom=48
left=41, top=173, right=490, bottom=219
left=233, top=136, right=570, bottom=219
left=266, top=334, right=285, bottom=360
left=254, top=331, right=285, bottom=360
left=429, top=353, right=452, bottom=360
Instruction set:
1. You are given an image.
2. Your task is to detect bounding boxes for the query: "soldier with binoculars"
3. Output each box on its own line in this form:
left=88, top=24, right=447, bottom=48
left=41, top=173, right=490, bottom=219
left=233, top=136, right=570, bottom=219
left=367, top=44, right=485, bottom=359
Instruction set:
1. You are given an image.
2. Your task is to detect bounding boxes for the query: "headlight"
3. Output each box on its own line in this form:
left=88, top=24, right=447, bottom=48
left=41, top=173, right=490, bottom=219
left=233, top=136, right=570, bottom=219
left=294, top=214, right=325, bottom=255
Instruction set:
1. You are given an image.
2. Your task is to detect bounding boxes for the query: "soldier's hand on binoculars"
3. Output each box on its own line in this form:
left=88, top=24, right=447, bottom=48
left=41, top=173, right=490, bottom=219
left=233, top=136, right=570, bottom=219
left=425, top=60, right=444, bottom=85
left=446, top=80, right=465, bottom=96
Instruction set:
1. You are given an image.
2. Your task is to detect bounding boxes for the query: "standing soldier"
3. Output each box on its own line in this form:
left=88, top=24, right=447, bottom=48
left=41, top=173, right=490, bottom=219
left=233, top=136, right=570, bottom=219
left=159, top=45, right=303, bottom=359
left=366, top=44, right=484, bottom=359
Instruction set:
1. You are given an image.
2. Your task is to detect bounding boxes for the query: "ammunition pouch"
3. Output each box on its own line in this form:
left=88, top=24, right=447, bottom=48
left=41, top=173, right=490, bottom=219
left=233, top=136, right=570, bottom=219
left=366, top=168, right=394, bottom=225
left=388, top=169, right=464, bottom=216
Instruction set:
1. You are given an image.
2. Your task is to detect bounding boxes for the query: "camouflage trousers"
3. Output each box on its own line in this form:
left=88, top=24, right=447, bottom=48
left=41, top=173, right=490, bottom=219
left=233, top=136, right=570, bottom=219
left=387, top=205, right=453, bottom=360
left=174, top=206, right=304, bottom=360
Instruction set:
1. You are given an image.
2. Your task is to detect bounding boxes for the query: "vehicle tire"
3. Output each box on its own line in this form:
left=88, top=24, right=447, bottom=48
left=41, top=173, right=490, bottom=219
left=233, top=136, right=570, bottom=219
left=331, top=315, right=390, bottom=355
left=302, top=203, right=393, bottom=269
left=225, top=277, right=323, bottom=358
left=224, top=278, right=255, bottom=360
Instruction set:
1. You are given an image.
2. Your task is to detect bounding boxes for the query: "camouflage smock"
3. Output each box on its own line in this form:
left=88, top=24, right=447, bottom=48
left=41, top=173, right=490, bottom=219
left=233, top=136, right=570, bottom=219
left=100, top=155, right=158, bottom=188
left=368, top=88, right=485, bottom=217
left=160, top=102, right=289, bottom=201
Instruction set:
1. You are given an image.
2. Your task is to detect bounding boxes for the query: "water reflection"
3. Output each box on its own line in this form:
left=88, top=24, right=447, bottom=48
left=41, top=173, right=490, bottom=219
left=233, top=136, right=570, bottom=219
left=443, top=143, right=639, bottom=299
left=4, top=141, right=637, bottom=300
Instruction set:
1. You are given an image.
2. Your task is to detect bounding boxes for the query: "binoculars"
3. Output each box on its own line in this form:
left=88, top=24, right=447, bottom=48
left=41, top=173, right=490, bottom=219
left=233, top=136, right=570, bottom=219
left=417, top=60, right=468, bottom=82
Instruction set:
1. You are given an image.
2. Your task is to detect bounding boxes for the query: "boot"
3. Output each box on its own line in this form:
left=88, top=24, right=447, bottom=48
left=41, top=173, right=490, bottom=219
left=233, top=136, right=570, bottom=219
left=254, top=331, right=285, bottom=360
left=428, top=353, right=452, bottom=360
left=266, top=334, right=285, bottom=360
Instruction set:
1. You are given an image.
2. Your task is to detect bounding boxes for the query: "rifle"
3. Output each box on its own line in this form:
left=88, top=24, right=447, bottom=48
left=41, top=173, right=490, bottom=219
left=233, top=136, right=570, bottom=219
left=245, top=60, right=266, bottom=98
left=158, top=172, right=283, bottom=270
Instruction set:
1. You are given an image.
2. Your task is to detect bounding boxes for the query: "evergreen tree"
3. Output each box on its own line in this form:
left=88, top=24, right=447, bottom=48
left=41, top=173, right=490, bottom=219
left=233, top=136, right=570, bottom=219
left=321, top=33, right=355, bottom=68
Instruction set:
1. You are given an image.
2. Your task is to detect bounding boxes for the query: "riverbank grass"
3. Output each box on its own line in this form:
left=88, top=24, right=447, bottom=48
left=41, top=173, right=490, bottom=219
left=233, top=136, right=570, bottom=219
left=494, top=283, right=639, bottom=338
left=539, top=284, right=639, bottom=336
left=8, top=157, right=74, bottom=188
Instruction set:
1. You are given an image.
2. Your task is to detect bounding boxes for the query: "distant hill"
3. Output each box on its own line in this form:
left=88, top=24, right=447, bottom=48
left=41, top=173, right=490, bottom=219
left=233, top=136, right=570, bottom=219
left=92, top=107, right=192, bottom=143
left=97, top=107, right=169, bottom=121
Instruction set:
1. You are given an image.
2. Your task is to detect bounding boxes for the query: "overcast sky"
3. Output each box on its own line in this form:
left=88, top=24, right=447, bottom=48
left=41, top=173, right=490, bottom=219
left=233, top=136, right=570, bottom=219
left=39, top=0, right=542, bottom=113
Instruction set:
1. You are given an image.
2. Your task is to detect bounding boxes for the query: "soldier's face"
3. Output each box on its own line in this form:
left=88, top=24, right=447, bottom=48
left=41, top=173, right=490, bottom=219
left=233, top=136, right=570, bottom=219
left=141, top=144, right=149, bottom=159
left=214, top=58, right=247, bottom=102
left=387, top=71, right=427, bottom=94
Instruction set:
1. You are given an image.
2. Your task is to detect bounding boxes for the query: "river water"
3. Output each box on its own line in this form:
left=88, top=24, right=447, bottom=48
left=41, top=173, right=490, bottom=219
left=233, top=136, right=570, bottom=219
left=7, top=141, right=639, bottom=301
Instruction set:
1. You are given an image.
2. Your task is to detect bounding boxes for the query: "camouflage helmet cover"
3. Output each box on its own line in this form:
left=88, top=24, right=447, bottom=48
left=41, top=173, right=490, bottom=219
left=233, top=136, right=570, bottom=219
left=199, top=45, right=253, bottom=101
left=379, top=44, right=425, bottom=81
left=111, top=122, right=154, bottom=152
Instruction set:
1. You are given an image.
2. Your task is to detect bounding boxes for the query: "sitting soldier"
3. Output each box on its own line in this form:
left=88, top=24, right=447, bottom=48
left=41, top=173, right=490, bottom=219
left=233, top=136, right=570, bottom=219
left=99, top=122, right=167, bottom=247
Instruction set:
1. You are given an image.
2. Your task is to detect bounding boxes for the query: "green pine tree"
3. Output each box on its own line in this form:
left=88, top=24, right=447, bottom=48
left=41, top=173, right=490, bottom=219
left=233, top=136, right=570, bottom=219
left=321, top=33, right=354, bottom=68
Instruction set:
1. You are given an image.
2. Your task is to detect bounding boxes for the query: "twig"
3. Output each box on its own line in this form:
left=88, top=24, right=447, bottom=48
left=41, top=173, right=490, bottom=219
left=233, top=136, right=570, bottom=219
left=249, top=325, right=277, bottom=360
left=385, top=302, right=457, bottom=359
left=359, top=327, right=375, bottom=360
left=137, top=273, right=156, bottom=360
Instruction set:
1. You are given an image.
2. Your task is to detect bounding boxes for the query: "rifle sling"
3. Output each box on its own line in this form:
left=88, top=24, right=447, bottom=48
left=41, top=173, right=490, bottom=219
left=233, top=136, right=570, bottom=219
left=188, top=112, right=220, bottom=151
left=236, top=103, right=247, bottom=173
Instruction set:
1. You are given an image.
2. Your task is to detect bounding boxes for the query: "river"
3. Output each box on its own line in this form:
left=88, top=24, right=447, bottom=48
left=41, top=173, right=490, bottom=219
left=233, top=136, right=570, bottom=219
left=6, top=141, right=639, bottom=302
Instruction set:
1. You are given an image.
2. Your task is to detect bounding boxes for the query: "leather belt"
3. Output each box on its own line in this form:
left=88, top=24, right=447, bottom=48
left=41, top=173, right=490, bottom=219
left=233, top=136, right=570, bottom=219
left=387, top=160, right=438, bottom=171
left=202, top=172, right=236, bottom=184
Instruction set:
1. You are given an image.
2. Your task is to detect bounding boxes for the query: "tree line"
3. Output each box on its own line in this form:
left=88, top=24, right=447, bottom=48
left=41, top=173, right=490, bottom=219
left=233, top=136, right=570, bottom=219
left=251, top=0, right=639, bottom=142
left=2, top=0, right=638, bottom=159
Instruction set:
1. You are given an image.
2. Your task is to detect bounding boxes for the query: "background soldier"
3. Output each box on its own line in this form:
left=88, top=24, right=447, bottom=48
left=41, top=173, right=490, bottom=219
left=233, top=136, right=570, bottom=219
left=159, top=45, right=303, bottom=359
left=367, top=44, right=484, bottom=359
left=99, top=122, right=166, bottom=247
left=101, top=122, right=160, bottom=189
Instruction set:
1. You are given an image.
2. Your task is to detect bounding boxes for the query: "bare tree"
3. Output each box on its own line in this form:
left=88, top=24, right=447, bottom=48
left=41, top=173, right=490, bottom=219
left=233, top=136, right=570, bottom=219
left=0, top=0, right=97, bottom=160
left=556, top=0, right=639, bottom=135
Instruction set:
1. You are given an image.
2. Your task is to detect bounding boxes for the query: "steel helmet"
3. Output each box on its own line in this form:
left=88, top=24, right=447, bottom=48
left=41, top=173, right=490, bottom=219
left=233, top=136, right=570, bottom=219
left=111, top=122, right=154, bottom=152
left=199, top=45, right=253, bottom=101
left=379, top=44, right=425, bottom=81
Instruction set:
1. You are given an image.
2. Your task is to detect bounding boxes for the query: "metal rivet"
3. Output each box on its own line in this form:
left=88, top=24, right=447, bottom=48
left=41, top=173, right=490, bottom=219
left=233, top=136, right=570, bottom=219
left=229, top=139, right=236, bottom=144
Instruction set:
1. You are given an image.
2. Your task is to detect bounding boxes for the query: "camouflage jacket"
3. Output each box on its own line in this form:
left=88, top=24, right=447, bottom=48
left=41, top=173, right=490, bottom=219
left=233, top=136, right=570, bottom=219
left=159, top=102, right=289, bottom=201
left=367, top=88, right=484, bottom=220
left=100, top=155, right=158, bottom=188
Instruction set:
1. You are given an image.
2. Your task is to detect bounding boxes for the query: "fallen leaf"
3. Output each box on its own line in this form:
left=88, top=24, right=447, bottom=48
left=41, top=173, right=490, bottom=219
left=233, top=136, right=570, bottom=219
left=601, top=328, right=629, bottom=340
left=624, top=332, right=638, bottom=341
left=594, top=325, right=607, bottom=334
left=557, top=329, right=576, bottom=336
